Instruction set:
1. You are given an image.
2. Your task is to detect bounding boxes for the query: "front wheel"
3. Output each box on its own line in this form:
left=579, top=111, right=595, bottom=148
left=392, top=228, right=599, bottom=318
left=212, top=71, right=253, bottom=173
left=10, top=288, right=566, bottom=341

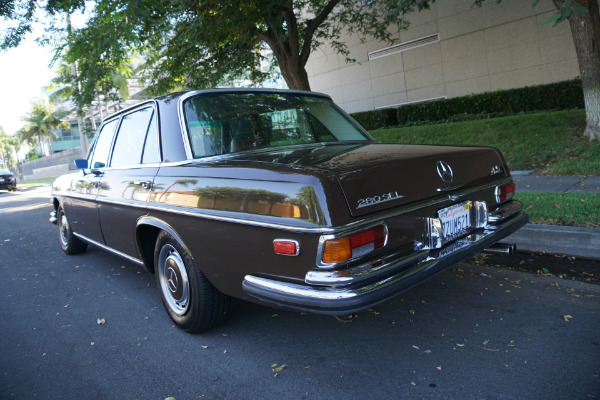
left=154, top=231, right=230, bottom=333
left=57, top=207, right=88, bottom=255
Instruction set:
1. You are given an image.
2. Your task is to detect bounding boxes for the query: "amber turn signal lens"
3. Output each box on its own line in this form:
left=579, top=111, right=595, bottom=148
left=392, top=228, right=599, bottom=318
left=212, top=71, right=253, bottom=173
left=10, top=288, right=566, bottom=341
left=321, top=225, right=386, bottom=264
left=322, top=237, right=352, bottom=264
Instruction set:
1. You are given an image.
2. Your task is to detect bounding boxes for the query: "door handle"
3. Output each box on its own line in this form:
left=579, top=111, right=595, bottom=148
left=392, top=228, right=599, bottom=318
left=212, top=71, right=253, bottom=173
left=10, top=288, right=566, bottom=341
left=134, top=181, right=153, bottom=189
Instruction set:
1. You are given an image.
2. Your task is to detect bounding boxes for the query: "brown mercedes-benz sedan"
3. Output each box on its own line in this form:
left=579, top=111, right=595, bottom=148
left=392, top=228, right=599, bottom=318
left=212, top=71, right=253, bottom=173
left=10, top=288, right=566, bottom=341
left=50, top=89, right=527, bottom=332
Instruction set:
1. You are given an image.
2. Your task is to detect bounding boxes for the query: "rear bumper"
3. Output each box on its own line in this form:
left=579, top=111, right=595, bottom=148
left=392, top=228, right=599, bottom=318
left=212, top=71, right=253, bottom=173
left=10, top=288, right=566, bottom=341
left=0, top=182, right=16, bottom=190
left=243, top=210, right=528, bottom=315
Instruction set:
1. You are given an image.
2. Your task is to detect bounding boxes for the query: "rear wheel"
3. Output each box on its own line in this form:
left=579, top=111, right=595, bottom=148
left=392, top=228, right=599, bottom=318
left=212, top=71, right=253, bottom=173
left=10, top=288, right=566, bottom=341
left=154, top=231, right=230, bottom=333
left=57, top=207, right=88, bottom=255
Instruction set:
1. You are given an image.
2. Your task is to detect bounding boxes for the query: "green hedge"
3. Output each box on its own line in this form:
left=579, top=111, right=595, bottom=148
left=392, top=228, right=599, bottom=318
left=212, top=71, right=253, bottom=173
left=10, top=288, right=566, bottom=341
left=350, top=79, right=584, bottom=130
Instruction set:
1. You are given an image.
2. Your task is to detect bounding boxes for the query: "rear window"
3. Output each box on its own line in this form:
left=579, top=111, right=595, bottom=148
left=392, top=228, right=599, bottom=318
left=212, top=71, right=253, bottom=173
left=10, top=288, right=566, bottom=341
left=183, top=92, right=370, bottom=158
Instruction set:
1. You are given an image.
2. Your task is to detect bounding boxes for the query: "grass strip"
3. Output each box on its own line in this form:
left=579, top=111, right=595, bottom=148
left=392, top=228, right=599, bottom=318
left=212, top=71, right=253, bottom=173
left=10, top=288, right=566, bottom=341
left=369, top=109, right=600, bottom=175
left=515, top=192, right=600, bottom=228
left=19, top=176, right=57, bottom=184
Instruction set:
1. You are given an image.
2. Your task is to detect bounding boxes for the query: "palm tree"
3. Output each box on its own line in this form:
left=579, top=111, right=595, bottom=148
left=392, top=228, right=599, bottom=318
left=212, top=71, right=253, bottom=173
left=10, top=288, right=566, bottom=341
left=0, top=127, right=19, bottom=169
left=19, top=97, right=69, bottom=156
left=49, top=57, right=135, bottom=124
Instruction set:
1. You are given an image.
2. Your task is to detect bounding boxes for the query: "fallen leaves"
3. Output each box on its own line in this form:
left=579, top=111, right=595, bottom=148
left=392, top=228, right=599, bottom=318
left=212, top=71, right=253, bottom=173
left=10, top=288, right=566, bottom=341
left=563, top=314, right=573, bottom=322
left=272, top=364, right=288, bottom=373
left=97, top=318, right=106, bottom=326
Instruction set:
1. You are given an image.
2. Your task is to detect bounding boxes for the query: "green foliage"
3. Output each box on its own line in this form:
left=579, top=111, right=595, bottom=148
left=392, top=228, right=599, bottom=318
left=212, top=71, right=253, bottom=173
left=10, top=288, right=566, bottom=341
left=369, top=109, right=600, bottom=175
left=19, top=96, right=69, bottom=155
left=1, top=0, right=447, bottom=104
left=515, top=192, right=600, bottom=228
left=0, top=127, right=19, bottom=169
left=352, top=79, right=584, bottom=130
left=351, top=108, right=399, bottom=130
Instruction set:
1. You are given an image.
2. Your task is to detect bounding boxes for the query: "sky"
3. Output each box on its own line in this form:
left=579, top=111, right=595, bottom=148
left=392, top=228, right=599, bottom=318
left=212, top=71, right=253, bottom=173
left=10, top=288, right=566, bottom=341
left=0, top=6, right=90, bottom=137
left=0, top=37, right=55, bottom=136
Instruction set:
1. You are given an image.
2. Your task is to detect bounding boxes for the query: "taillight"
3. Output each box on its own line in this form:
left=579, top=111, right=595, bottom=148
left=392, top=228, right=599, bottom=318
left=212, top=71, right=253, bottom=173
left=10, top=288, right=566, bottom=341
left=321, top=225, right=386, bottom=264
left=495, top=182, right=515, bottom=204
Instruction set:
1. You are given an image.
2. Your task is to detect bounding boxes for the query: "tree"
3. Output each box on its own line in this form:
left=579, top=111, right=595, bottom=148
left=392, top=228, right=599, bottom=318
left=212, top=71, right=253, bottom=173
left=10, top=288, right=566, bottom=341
left=19, top=97, right=69, bottom=156
left=473, top=0, right=600, bottom=140
left=0, top=126, right=19, bottom=169
left=1, top=1, right=432, bottom=94
left=553, top=0, right=600, bottom=140
left=49, top=57, right=133, bottom=123
left=2, top=0, right=598, bottom=139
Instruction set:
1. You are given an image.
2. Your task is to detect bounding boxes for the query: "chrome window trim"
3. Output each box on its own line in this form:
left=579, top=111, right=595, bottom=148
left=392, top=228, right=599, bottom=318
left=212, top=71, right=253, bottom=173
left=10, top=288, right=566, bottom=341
left=109, top=102, right=159, bottom=168
left=73, top=232, right=144, bottom=266
left=89, top=116, right=121, bottom=170
left=176, top=89, right=340, bottom=161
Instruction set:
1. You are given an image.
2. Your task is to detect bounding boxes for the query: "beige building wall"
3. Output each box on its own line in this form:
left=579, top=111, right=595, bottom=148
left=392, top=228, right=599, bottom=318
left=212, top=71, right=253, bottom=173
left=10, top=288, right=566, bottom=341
left=305, top=0, right=580, bottom=113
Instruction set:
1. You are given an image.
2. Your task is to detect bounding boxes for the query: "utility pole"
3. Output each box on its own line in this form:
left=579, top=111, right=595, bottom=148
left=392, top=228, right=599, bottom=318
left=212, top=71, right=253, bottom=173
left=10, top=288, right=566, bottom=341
left=66, top=13, right=89, bottom=156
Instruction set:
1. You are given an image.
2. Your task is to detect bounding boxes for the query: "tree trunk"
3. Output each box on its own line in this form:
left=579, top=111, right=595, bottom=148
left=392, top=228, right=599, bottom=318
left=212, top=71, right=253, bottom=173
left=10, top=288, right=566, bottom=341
left=48, top=136, right=54, bottom=154
left=277, top=55, right=311, bottom=91
left=561, top=0, right=600, bottom=140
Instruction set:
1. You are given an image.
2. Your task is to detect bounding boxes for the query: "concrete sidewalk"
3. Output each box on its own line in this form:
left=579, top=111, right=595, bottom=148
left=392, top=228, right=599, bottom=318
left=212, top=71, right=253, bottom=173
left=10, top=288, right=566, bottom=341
left=508, top=173, right=599, bottom=260
left=514, top=175, right=600, bottom=193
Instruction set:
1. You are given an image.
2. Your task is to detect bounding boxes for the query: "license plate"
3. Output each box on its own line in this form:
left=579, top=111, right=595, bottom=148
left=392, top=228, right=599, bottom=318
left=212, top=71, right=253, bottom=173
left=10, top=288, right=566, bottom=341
left=438, top=201, right=472, bottom=242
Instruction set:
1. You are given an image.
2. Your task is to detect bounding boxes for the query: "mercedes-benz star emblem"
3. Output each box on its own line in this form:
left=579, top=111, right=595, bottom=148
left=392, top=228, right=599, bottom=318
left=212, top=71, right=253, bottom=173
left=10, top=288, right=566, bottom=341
left=436, top=160, right=454, bottom=183
left=167, top=267, right=179, bottom=293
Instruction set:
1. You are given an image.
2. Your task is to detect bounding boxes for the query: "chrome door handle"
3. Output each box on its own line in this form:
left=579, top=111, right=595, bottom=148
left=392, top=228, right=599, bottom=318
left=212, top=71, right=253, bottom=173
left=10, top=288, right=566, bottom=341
left=134, top=181, right=153, bottom=189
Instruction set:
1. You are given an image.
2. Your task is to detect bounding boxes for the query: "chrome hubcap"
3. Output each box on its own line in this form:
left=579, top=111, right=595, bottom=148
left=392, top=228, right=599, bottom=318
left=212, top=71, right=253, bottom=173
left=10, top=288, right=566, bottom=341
left=158, top=244, right=190, bottom=316
left=59, top=213, right=69, bottom=246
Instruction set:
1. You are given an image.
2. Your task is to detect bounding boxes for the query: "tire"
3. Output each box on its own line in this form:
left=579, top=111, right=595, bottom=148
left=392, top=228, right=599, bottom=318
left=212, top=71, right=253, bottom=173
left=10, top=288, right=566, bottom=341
left=154, top=231, right=230, bottom=333
left=57, top=207, right=88, bottom=255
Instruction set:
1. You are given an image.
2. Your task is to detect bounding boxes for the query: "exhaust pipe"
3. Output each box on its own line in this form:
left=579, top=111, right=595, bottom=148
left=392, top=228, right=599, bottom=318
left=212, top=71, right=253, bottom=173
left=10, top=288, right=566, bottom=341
left=483, top=242, right=516, bottom=256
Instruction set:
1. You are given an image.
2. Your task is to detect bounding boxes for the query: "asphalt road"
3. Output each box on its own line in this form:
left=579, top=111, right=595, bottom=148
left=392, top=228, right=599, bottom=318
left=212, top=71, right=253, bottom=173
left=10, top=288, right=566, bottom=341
left=1, top=186, right=599, bottom=400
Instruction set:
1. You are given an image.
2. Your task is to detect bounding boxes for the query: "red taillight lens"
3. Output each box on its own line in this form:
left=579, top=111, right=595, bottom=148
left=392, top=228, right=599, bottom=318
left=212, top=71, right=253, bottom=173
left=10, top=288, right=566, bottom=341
left=322, top=225, right=386, bottom=264
left=273, top=240, right=300, bottom=256
left=495, top=182, right=515, bottom=204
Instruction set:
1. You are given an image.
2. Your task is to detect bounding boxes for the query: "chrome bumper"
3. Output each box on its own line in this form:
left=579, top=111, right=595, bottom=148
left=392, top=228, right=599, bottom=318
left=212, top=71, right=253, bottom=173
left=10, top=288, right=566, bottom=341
left=242, top=209, right=528, bottom=315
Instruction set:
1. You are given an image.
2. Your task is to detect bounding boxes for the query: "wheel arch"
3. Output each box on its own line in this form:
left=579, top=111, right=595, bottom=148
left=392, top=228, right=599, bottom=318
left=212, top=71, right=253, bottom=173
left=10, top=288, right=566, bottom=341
left=52, top=196, right=60, bottom=212
left=136, top=216, right=192, bottom=274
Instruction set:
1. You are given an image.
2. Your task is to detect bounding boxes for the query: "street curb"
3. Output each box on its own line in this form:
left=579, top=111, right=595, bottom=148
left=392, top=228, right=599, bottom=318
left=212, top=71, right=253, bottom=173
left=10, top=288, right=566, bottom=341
left=505, top=223, right=600, bottom=260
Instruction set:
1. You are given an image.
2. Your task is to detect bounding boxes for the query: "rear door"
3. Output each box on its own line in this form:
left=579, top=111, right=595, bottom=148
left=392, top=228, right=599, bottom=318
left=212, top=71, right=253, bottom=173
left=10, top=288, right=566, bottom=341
left=96, top=104, right=161, bottom=258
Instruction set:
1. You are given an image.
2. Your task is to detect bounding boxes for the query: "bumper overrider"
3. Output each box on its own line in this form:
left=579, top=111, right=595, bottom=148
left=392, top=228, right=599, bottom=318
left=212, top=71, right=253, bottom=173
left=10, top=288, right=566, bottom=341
left=243, top=201, right=528, bottom=315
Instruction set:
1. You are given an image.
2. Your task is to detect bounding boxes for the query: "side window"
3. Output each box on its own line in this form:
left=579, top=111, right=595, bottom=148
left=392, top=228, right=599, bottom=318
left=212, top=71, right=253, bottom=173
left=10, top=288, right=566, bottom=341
left=89, top=119, right=119, bottom=169
left=111, top=107, right=154, bottom=167
left=142, top=112, right=160, bottom=164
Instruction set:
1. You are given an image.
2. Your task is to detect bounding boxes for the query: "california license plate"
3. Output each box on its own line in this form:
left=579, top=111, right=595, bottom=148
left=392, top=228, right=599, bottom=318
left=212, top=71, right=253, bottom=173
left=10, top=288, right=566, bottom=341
left=438, top=201, right=472, bottom=242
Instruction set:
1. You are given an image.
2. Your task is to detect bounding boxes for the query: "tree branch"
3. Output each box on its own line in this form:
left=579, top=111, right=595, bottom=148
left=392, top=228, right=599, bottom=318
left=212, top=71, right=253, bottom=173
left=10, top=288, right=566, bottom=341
left=300, top=0, right=341, bottom=66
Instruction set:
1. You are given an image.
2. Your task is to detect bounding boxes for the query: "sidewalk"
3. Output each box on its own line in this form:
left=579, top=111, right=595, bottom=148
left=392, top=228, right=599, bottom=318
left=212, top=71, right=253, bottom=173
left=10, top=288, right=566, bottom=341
left=513, top=174, right=600, bottom=193
left=506, top=173, right=600, bottom=260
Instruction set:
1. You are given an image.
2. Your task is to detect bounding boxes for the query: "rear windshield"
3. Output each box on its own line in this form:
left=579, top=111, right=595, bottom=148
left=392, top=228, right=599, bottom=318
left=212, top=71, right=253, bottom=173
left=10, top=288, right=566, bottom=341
left=0, top=169, right=12, bottom=175
left=183, top=92, right=370, bottom=158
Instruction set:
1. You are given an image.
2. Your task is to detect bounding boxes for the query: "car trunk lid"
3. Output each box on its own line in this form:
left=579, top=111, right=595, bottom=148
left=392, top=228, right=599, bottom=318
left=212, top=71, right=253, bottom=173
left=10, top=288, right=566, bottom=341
left=213, top=143, right=508, bottom=217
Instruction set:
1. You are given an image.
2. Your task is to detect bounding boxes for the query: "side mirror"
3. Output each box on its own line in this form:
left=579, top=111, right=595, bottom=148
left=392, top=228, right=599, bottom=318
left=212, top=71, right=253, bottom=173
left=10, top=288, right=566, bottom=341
left=75, top=159, right=88, bottom=169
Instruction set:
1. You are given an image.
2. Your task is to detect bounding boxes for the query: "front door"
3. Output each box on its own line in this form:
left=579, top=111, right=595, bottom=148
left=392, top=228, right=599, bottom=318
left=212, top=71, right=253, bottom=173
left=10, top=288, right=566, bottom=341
left=66, top=118, right=119, bottom=244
